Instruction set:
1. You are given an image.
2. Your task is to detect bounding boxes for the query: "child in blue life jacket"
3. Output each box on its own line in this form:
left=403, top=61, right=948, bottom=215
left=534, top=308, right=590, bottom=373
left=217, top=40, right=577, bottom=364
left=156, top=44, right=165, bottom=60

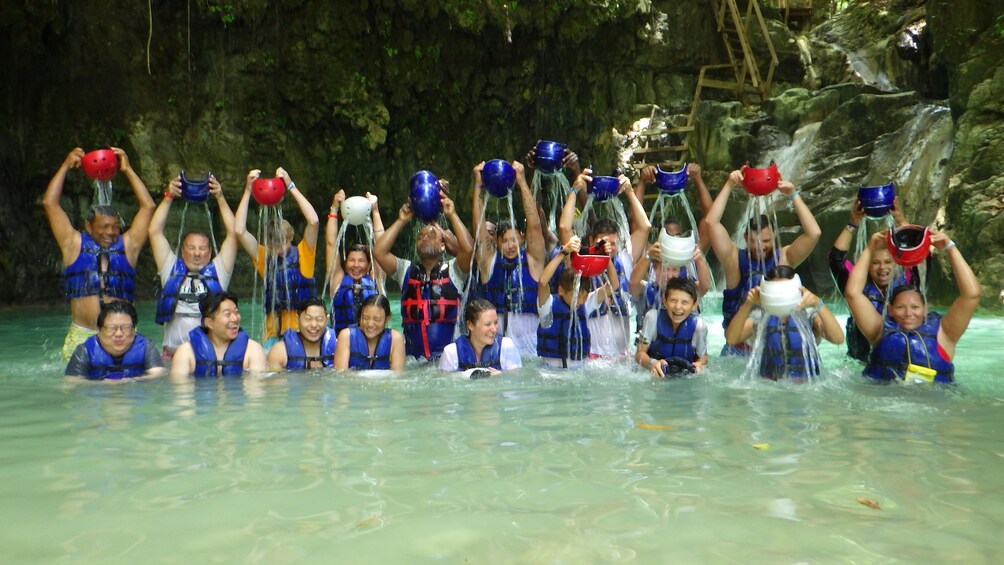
left=635, top=277, right=709, bottom=378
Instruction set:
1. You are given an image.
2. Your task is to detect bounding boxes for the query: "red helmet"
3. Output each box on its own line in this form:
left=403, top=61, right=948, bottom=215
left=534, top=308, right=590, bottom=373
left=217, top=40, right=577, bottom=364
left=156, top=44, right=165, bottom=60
left=252, top=177, right=286, bottom=206
left=887, top=224, right=931, bottom=267
left=80, top=149, right=119, bottom=181
left=742, top=162, right=779, bottom=196
left=570, top=252, right=610, bottom=278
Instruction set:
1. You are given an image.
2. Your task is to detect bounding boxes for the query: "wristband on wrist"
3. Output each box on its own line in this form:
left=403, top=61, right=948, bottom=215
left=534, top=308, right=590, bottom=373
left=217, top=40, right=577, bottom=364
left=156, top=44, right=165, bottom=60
left=846, top=223, right=858, bottom=231
left=163, top=191, right=173, bottom=200
left=648, top=358, right=658, bottom=369
left=287, top=181, right=297, bottom=191
left=786, top=191, right=800, bottom=201
left=943, top=240, right=956, bottom=252
left=328, top=213, right=338, bottom=219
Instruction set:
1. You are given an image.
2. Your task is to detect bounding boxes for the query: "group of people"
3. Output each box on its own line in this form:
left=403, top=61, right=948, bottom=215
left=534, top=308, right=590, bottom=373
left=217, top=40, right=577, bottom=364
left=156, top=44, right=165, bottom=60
left=46, top=143, right=981, bottom=385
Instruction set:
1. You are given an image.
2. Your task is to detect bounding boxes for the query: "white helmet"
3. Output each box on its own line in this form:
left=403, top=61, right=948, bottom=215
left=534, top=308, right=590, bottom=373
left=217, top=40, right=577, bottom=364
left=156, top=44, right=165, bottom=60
left=341, top=196, right=372, bottom=226
left=659, top=230, right=696, bottom=268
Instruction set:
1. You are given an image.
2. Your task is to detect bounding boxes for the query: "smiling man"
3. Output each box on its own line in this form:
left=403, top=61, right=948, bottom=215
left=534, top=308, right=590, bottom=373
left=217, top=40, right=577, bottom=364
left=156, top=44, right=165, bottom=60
left=266, top=297, right=338, bottom=370
left=43, top=147, right=156, bottom=360
left=149, top=175, right=239, bottom=359
left=169, top=291, right=267, bottom=378
left=64, top=302, right=164, bottom=381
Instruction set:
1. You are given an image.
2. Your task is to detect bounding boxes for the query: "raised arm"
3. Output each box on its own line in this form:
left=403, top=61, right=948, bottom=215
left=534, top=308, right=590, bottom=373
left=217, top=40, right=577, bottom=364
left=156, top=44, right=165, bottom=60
left=538, top=237, right=580, bottom=306
left=621, top=173, right=652, bottom=264
left=558, top=168, right=590, bottom=244
left=632, top=165, right=654, bottom=202
left=688, top=164, right=714, bottom=252
left=278, top=167, right=319, bottom=250
left=845, top=232, right=886, bottom=343
left=933, top=232, right=981, bottom=350
left=703, top=169, right=744, bottom=288
left=42, top=148, right=84, bottom=260
left=148, top=177, right=181, bottom=269
left=115, top=147, right=156, bottom=265
left=373, top=202, right=412, bottom=277
left=441, top=188, right=473, bottom=274
left=801, top=288, right=844, bottom=345
left=470, top=161, right=495, bottom=275
left=630, top=243, right=657, bottom=301
left=516, top=160, right=546, bottom=278
left=234, top=169, right=261, bottom=257
left=325, top=190, right=347, bottom=285
left=691, top=247, right=713, bottom=297
left=725, top=287, right=759, bottom=345
left=777, top=180, right=821, bottom=268
left=211, top=175, right=239, bottom=274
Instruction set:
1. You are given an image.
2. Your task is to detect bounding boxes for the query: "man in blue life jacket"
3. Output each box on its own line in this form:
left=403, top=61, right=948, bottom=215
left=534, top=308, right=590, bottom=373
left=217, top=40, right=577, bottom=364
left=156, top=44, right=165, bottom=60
left=169, top=291, right=268, bottom=378
left=266, top=296, right=338, bottom=370
left=65, top=302, right=164, bottom=381
left=43, top=147, right=156, bottom=361
left=703, top=167, right=821, bottom=354
left=373, top=185, right=474, bottom=361
left=149, top=174, right=240, bottom=359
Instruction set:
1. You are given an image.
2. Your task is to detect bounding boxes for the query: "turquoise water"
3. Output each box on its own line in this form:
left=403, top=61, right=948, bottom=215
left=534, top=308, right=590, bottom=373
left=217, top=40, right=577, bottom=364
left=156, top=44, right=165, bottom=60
left=2, top=300, right=1003, bottom=563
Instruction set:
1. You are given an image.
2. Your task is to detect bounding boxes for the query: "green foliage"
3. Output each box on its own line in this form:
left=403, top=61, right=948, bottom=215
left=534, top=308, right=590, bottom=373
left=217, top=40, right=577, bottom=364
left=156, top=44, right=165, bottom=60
left=207, top=0, right=236, bottom=25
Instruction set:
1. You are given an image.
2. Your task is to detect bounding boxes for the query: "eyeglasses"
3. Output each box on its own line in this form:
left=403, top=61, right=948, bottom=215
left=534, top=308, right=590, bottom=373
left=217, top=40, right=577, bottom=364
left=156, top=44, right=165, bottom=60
left=101, top=324, right=135, bottom=335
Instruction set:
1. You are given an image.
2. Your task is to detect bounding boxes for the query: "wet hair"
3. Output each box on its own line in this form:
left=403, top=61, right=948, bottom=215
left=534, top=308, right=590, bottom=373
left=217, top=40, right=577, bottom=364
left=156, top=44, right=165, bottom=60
left=891, top=284, right=926, bottom=304
left=558, top=267, right=586, bottom=293
left=200, top=290, right=239, bottom=322
left=358, top=294, right=392, bottom=322
left=591, top=218, right=620, bottom=239
left=663, top=218, right=683, bottom=234
left=495, top=221, right=518, bottom=239
left=97, top=301, right=138, bottom=328
left=464, top=299, right=496, bottom=327
left=297, top=296, right=327, bottom=314
left=266, top=218, right=295, bottom=243
left=86, top=205, right=121, bottom=224
left=766, top=265, right=797, bottom=280
left=182, top=231, right=212, bottom=248
left=744, top=214, right=771, bottom=234
left=343, top=243, right=371, bottom=265
left=663, top=277, right=699, bottom=302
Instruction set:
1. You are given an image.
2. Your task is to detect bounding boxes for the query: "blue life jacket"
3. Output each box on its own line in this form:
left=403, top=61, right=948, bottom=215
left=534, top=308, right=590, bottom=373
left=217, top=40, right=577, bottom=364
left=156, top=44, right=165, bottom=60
left=845, top=278, right=903, bottom=363
left=63, top=233, right=136, bottom=302
left=760, top=315, right=819, bottom=380
left=635, top=265, right=692, bottom=330
left=189, top=326, right=249, bottom=377
left=483, top=250, right=538, bottom=315
left=400, top=261, right=460, bottom=359
left=83, top=333, right=148, bottom=380
left=455, top=334, right=503, bottom=370
left=721, top=251, right=776, bottom=330
left=330, top=274, right=378, bottom=333
left=155, top=257, right=223, bottom=324
left=282, top=327, right=337, bottom=369
left=864, top=313, right=954, bottom=383
left=347, top=327, right=392, bottom=370
left=264, top=245, right=316, bottom=314
left=648, top=311, right=698, bottom=362
left=536, top=295, right=591, bottom=367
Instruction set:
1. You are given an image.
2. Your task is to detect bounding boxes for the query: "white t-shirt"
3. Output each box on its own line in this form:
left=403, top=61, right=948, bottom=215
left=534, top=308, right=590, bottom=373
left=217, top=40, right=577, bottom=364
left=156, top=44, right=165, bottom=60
left=438, top=337, right=522, bottom=372
left=159, top=253, right=233, bottom=351
left=639, top=310, right=708, bottom=359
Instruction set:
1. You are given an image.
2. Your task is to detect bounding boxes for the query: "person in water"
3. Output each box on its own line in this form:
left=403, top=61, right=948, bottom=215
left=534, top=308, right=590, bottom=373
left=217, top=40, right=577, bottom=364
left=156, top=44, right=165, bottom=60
left=439, top=299, right=522, bottom=374
left=65, top=302, right=164, bottom=381
left=333, top=295, right=406, bottom=371
left=703, top=166, right=821, bottom=353
left=557, top=169, right=651, bottom=358
left=634, top=163, right=715, bottom=254
left=536, top=236, right=619, bottom=369
left=170, top=291, right=268, bottom=378
left=827, top=197, right=921, bottom=362
left=635, top=277, right=709, bottom=378
left=326, top=190, right=385, bottom=333
left=43, top=147, right=156, bottom=360
left=630, top=220, right=713, bottom=337
left=373, top=186, right=474, bottom=361
left=725, top=265, right=844, bottom=381
left=234, top=167, right=319, bottom=341
left=149, top=174, right=240, bottom=359
left=267, top=297, right=339, bottom=370
left=846, top=230, right=980, bottom=384
left=471, top=160, right=546, bottom=357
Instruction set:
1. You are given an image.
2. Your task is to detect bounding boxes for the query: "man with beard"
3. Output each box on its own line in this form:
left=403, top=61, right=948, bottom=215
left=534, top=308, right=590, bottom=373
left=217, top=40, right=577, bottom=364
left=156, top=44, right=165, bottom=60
left=703, top=166, right=821, bottom=355
left=373, top=187, right=474, bottom=361
left=43, top=147, right=156, bottom=360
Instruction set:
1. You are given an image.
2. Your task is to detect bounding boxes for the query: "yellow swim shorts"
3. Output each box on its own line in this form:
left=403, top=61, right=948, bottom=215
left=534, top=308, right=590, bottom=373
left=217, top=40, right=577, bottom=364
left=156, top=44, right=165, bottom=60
left=62, top=324, right=97, bottom=361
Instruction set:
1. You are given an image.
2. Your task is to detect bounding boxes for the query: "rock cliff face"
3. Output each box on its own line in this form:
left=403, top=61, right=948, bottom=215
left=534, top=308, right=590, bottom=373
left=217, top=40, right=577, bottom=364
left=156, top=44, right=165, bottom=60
left=0, top=0, right=1000, bottom=307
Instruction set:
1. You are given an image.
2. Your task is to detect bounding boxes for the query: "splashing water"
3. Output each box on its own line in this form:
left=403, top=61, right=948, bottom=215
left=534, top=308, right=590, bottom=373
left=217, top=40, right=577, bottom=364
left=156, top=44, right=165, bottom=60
left=731, top=194, right=783, bottom=287
left=566, top=273, right=586, bottom=363
left=532, top=170, right=573, bottom=235
left=93, top=180, right=113, bottom=207
left=574, top=195, right=632, bottom=258
left=742, top=310, right=821, bottom=383
left=250, top=205, right=293, bottom=341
